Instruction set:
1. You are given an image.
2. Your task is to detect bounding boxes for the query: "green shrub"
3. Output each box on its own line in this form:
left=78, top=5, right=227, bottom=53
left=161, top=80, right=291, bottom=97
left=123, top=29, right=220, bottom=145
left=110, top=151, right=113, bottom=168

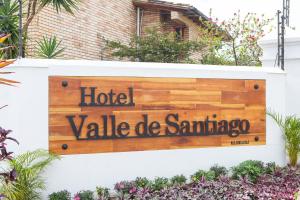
left=0, top=1, right=19, bottom=58
left=36, top=36, right=65, bottom=59
left=96, top=187, right=109, bottom=200
left=150, top=177, right=169, bottom=191
left=49, top=190, right=71, bottom=200
left=76, top=190, right=94, bottom=200
left=265, top=162, right=276, bottom=174
left=209, top=165, right=228, bottom=179
left=1, top=149, right=59, bottom=200
left=135, top=177, right=151, bottom=188
left=231, top=160, right=265, bottom=183
left=170, top=175, right=187, bottom=185
left=267, top=111, right=300, bottom=167
left=114, top=181, right=136, bottom=194
left=106, top=27, right=204, bottom=63
left=191, top=170, right=215, bottom=182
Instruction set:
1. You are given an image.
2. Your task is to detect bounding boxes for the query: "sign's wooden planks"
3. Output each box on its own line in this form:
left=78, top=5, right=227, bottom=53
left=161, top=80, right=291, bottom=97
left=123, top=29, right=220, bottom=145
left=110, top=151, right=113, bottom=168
left=49, top=76, right=266, bottom=155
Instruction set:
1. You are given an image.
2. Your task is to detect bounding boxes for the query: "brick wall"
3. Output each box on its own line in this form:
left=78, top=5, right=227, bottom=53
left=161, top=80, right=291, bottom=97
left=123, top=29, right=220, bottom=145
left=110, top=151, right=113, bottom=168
left=27, top=0, right=136, bottom=60
left=141, top=8, right=189, bottom=41
left=26, top=1, right=205, bottom=61
left=140, top=9, right=203, bottom=62
left=140, top=9, right=161, bottom=34
left=171, top=11, right=205, bottom=61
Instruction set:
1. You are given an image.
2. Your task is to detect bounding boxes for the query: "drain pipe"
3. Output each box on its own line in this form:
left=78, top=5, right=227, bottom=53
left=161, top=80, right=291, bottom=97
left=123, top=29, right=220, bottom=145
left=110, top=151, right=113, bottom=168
left=136, top=7, right=141, bottom=37
left=136, top=7, right=141, bottom=61
left=18, top=0, right=23, bottom=58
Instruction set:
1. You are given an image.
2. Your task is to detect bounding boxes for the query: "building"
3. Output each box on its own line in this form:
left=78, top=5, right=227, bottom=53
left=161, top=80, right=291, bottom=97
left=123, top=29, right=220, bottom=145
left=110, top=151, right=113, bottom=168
left=26, top=0, right=211, bottom=60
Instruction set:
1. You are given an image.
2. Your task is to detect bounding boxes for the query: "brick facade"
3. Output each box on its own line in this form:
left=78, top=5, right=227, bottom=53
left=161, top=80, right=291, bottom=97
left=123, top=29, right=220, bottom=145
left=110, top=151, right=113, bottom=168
left=27, top=0, right=136, bottom=60
left=141, top=9, right=189, bottom=41
left=26, top=0, right=208, bottom=61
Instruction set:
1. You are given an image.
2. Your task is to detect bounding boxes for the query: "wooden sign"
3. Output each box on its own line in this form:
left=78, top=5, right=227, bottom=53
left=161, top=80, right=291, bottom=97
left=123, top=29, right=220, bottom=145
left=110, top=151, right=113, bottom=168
left=49, top=76, right=266, bottom=155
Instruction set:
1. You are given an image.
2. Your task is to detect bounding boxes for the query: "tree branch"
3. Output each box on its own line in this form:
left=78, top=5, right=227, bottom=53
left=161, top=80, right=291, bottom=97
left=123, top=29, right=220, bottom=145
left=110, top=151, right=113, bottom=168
left=23, top=0, right=39, bottom=34
left=232, top=40, right=238, bottom=66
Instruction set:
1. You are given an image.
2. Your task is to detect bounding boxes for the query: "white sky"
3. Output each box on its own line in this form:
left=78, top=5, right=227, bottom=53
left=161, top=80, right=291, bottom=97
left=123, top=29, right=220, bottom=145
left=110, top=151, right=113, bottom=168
left=164, top=0, right=300, bottom=39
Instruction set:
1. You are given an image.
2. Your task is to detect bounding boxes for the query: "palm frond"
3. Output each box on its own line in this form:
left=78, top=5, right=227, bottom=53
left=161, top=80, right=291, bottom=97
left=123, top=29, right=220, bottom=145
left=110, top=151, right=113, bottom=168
left=0, top=32, right=18, bottom=86
left=0, top=45, right=15, bottom=51
left=0, top=59, right=15, bottom=68
left=39, top=0, right=79, bottom=14
left=268, top=110, right=300, bottom=166
left=1, top=149, right=60, bottom=200
left=0, top=0, right=19, bottom=58
left=267, top=110, right=285, bottom=130
left=0, top=69, right=19, bottom=86
left=0, top=34, right=11, bottom=44
left=36, top=36, right=65, bottom=59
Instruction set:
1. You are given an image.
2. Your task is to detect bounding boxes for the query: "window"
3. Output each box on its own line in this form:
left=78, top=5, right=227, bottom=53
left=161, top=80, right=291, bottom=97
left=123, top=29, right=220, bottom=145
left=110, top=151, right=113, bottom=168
left=175, top=27, right=185, bottom=40
left=160, top=11, right=171, bottom=23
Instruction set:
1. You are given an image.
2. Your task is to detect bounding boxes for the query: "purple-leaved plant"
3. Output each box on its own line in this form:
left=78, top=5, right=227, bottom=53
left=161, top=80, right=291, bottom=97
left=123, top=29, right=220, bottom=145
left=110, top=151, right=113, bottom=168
left=0, top=127, right=18, bottom=183
left=130, top=166, right=300, bottom=200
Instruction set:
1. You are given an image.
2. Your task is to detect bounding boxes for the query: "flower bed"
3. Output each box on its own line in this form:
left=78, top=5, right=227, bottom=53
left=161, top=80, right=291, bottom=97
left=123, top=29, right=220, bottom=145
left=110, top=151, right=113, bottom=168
left=49, top=161, right=300, bottom=200
left=129, top=167, right=300, bottom=200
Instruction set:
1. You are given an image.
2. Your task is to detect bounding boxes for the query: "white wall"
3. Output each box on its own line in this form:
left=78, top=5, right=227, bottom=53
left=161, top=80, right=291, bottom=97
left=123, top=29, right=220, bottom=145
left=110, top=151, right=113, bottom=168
left=0, top=59, right=286, bottom=198
left=261, top=37, right=300, bottom=116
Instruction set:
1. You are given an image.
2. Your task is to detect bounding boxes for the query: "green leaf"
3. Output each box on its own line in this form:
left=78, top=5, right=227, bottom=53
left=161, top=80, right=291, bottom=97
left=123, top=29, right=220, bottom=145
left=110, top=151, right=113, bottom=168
left=106, top=27, right=204, bottom=63
left=0, top=149, right=60, bottom=200
left=267, top=110, right=300, bottom=166
left=39, top=0, right=79, bottom=14
left=36, top=36, right=65, bottom=59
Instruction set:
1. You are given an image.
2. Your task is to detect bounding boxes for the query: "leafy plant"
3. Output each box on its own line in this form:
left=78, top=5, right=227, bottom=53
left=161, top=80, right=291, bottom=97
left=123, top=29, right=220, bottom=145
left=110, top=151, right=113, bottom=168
left=265, top=162, right=277, bottom=174
left=75, top=190, right=94, bottom=200
left=254, top=166, right=300, bottom=199
left=114, top=180, right=137, bottom=199
left=37, top=36, right=65, bottom=59
left=201, top=53, right=234, bottom=66
left=96, top=186, right=109, bottom=200
left=170, top=175, right=187, bottom=186
left=191, top=169, right=215, bottom=182
left=0, top=127, right=18, bottom=183
left=268, top=111, right=300, bottom=166
left=131, top=166, right=300, bottom=200
left=0, top=33, right=19, bottom=198
left=23, top=0, right=79, bottom=34
left=107, top=28, right=204, bottom=63
left=49, top=190, right=71, bottom=200
left=209, top=165, right=228, bottom=179
left=1, top=0, right=78, bottom=57
left=231, top=160, right=265, bottom=183
left=49, top=162, right=300, bottom=200
left=0, top=33, right=18, bottom=86
left=0, top=0, right=19, bottom=58
left=150, top=177, right=169, bottom=191
left=134, top=177, right=151, bottom=188
left=1, top=149, right=59, bottom=200
left=201, top=10, right=273, bottom=66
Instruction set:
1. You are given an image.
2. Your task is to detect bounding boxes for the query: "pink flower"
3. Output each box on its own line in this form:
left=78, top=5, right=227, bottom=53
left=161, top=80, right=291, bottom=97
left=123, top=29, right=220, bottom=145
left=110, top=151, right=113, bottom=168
left=73, top=194, right=80, bottom=200
left=129, top=187, right=137, bottom=194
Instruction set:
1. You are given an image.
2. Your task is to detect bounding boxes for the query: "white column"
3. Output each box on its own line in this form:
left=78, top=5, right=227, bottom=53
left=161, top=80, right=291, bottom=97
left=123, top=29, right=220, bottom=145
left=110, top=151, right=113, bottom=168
left=260, top=37, right=300, bottom=115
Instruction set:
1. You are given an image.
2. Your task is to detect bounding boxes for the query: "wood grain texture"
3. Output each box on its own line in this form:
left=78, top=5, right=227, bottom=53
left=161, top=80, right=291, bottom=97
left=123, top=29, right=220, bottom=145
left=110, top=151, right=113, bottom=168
left=49, top=76, right=266, bottom=155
